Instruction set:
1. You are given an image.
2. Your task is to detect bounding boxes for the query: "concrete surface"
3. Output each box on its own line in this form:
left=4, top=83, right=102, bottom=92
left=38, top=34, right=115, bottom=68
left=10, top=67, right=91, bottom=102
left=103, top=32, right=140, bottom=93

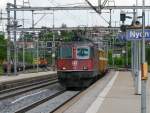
left=54, top=71, right=116, bottom=113
left=54, top=71, right=150, bottom=113
left=97, top=71, right=141, bottom=113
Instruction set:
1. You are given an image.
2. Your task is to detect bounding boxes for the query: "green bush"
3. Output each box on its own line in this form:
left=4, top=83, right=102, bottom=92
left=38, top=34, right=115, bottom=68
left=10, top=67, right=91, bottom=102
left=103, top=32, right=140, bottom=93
left=18, top=51, right=33, bottom=64
left=0, top=65, right=3, bottom=75
left=146, top=47, right=150, bottom=70
left=114, top=57, right=123, bottom=66
left=0, top=34, right=7, bottom=64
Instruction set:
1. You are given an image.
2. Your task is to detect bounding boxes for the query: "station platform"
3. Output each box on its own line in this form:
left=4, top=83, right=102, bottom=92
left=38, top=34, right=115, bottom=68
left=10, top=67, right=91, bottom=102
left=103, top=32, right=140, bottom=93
left=0, top=71, right=57, bottom=84
left=54, top=71, right=150, bottom=113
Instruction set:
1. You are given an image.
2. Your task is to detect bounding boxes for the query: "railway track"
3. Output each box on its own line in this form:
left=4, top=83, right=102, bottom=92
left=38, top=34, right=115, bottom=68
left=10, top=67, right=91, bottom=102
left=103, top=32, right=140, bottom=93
left=50, top=91, right=82, bottom=113
left=0, top=74, right=57, bottom=91
left=14, top=90, right=82, bottom=113
left=14, top=90, right=66, bottom=113
left=0, top=77, right=58, bottom=100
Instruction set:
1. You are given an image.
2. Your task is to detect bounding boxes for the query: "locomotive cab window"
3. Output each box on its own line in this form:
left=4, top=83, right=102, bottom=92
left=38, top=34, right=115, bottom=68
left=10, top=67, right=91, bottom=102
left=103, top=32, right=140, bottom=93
left=59, top=46, right=72, bottom=58
left=76, top=46, right=90, bottom=59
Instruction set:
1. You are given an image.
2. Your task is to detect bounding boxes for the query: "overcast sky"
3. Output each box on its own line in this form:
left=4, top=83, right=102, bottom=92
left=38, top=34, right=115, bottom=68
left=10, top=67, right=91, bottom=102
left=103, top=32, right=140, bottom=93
left=1, top=0, right=150, bottom=31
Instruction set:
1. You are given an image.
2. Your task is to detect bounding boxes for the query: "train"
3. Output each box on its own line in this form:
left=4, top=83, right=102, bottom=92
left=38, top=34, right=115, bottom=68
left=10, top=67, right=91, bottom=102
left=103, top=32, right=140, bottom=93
left=2, top=58, right=48, bottom=73
left=57, top=40, right=108, bottom=88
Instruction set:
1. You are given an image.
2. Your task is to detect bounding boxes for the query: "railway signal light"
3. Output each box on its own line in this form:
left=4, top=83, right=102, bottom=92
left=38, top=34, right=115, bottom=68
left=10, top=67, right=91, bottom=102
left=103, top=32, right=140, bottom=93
left=120, top=13, right=126, bottom=22
left=120, top=25, right=127, bottom=32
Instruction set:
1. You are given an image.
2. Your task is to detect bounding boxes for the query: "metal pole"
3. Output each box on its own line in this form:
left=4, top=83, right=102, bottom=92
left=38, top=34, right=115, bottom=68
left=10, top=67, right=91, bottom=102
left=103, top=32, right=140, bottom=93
left=134, top=41, right=139, bottom=94
left=138, top=40, right=141, bottom=94
left=37, top=37, right=39, bottom=72
left=131, top=40, right=135, bottom=90
left=7, top=4, right=11, bottom=75
left=32, top=10, right=34, bottom=28
left=109, top=9, right=112, bottom=27
left=148, top=10, right=150, bottom=25
left=136, top=0, right=141, bottom=95
left=32, top=14, right=39, bottom=73
left=112, top=34, right=115, bottom=69
left=126, top=42, right=128, bottom=66
left=141, top=0, right=147, bottom=112
left=130, top=5, right=141, bottom=95
left=98, top=0, right=101, bottom=6
left=52, top=10, right=55, bottom=71
left=32, top=10, right=38, bottom=72
left=22, top=32, right=25, bottom=72
left=14, top=0, right=17, bottom=75
left=22, top=0, right=25, bottom=72
left=106, top=41, right=108, bottom=69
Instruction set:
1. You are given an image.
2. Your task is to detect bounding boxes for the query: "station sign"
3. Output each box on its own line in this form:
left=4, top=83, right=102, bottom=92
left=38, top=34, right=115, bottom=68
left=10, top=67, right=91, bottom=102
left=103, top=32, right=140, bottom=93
left=126, top=29, right=150, bottom=41
left=117, top=32, right=126, bottom=41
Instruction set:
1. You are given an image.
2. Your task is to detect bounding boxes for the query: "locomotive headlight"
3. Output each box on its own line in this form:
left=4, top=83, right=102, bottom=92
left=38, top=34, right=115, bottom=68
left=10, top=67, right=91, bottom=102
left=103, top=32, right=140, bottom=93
left=62, top=67, right=66, bottom=70
left=72, top=60, right=77, bottom=66
left=83, top=66, right=88, bottom=70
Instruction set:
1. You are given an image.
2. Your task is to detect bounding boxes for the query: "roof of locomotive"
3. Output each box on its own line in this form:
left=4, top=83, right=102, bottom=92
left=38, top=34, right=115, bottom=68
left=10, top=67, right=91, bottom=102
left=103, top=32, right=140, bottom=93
left=58, top=37, right=98, bottom=47
left=58, top=41, right=105, bottom=52
left=58, top=42, right=98, bottom=48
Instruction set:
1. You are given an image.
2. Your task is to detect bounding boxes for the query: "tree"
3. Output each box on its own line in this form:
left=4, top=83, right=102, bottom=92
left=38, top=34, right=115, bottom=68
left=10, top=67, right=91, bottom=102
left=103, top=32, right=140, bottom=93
left=18, top=32, right=33, bottom=42
left=39, top=31, right=53, bottom=41
left=18, top=51, right=33, bottom=64
left=61, top=31, right=74, bottom=42
left=0, top=34, right=7, bottom=64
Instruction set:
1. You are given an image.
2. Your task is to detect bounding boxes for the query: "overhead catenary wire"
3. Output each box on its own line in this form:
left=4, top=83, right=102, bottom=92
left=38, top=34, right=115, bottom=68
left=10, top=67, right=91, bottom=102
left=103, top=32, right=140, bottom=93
left=50, top=0, right=84, bottom=25
left=48, top=0, right=110, bottom=26
left=34, top=13, right=48, bottom=26
left=51, top=3, right=86, bottom=7
left=48, top=0, right=87, bottom=26
left=85, top=0, right=109, bottom=25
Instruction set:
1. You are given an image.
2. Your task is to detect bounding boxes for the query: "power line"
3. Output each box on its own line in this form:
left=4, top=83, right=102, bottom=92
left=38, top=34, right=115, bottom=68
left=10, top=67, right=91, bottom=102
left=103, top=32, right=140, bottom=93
left=85, top=0, right=109, bottom=25
left=48, top=0, right=85, bottom=25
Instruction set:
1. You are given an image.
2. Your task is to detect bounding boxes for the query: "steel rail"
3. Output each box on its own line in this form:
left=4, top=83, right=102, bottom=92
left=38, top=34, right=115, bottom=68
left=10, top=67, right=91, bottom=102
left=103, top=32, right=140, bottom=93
left=0, top=76, right=57, bottom=94
left=14, top=90, right=66, bottom=113
left=0, top=79, right=58, bottom=100
left=0, top=74, right=57, bottom=91
left=49, top=91, right=82, bottom=113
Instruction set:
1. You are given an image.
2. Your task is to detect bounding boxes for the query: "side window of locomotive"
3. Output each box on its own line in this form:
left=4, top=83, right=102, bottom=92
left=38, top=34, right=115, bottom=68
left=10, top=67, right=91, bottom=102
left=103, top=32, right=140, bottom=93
left=60, top=46, right=72, bottom=58
left=90, top=47, right=94, bottom=58
left=76, top=47, right=90, bottom=59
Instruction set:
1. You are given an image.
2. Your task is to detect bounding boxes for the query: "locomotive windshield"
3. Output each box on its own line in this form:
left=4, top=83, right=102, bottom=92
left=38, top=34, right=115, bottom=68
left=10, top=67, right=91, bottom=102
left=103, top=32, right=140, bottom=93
left=59, top=46, right=72, bottom=58
left=76, top=47, right=90, bottom=59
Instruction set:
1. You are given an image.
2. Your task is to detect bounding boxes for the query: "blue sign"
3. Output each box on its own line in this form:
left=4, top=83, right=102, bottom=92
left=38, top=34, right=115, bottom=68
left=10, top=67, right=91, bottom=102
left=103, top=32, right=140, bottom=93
left=126, top=29, right=150, bottom=40
left=117, top=33, right=126, bottom=41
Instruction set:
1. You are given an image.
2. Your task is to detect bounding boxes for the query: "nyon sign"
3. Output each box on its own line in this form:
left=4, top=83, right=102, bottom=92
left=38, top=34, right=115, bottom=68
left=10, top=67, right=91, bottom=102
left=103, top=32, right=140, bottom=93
left=126, top=29, right=150, bottom=41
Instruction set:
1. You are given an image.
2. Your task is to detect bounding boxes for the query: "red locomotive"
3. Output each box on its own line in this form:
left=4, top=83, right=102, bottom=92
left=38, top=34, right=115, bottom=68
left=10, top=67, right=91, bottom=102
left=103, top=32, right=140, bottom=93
left=57, top=41, right=108, bottom=88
